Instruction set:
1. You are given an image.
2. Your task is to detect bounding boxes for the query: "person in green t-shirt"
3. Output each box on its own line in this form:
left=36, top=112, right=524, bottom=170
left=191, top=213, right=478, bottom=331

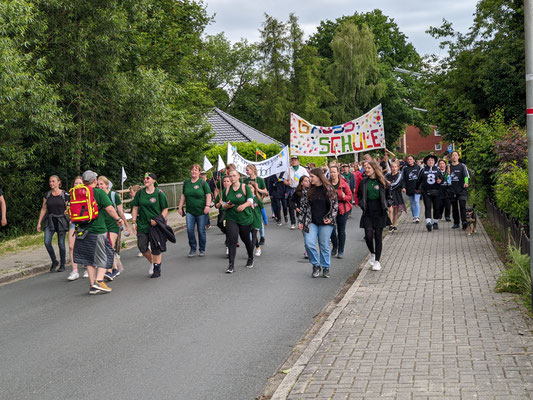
left=221, top=169, right=255, bottom=273
left=97, top=176, right=130, bottom=280
left=244, top=164, right=268, bottom=246
left=178, top=164, right=212, bottom=258
left=72, top=170, right=124, bottom=295
left=246, top=181, right=264, bottom=257
left=131, top=172, right=169, bottom=278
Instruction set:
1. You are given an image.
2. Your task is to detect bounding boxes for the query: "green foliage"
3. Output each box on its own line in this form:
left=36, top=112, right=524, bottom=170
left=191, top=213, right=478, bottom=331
left=496, top=245, right=532, bottom=311
left=494, top=161, right=529, bottom=224
left=425, top=0, right=525, bottom=140
left=462, top=110, right=509, bottom=194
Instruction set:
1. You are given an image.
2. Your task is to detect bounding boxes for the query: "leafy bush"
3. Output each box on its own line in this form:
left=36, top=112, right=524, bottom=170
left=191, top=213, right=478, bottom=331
left=494, top=127, right=527, bottom=169
left=494, top=160, right=529, bottom=224
left=496, top=245, right=532, bottom=311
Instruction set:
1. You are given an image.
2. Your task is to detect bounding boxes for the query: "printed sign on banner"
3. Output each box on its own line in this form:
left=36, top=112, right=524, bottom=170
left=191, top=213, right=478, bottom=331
left=227, top=143, right=289, bottom=178
left=290, top=105, right=385, bottom=156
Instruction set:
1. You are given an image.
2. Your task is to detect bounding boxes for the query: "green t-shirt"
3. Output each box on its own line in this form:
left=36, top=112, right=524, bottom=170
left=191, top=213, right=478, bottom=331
left=78, top=187, right=113, bottom=234
left=251, top=197, right=263, bottom=230
left=101, top=191, right=122, bottom=234
left=183, top=178, right=212, bottom=216
left=244, top=176, right=266, bottom=206
left=131, top=188, right=169, bottom=233
left=367, top=178, right=381, bottom=200
left=222, top=184, right=253, bottom=226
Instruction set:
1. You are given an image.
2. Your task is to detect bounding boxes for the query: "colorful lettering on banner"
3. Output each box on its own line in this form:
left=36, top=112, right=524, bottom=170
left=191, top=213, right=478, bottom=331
left=289, top=105, right=386, bottom=156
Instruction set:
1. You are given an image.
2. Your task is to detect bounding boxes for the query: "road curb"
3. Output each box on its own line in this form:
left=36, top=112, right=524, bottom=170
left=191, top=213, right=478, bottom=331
left=0, top=223, right=188, bottom=286
left=269, top=219, right=398, bottom=399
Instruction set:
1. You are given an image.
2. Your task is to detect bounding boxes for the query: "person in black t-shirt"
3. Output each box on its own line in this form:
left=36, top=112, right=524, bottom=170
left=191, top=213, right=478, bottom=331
left=0, top=187, right=6, bottom=227
left=416, top=155, right=443, bottom=232
left=448, top=150, right=470, bottom=229
left=37, top=175, right=70, bottom=272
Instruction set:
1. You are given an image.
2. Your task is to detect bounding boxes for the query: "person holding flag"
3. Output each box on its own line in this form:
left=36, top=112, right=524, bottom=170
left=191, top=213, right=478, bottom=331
left=285, top=155, right=309, bottom=230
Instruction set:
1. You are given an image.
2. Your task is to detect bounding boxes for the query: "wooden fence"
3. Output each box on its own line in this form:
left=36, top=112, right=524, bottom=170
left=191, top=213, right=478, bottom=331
left=485, top=198, right=530, bottom=256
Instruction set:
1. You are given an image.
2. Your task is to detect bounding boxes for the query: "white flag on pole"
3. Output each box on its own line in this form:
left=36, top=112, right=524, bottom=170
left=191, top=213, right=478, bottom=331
left=203, top=155, right=213, bottom=172
left=217, top=154, right=226, bottom=171
left=121, top=166, right=127, bottom=184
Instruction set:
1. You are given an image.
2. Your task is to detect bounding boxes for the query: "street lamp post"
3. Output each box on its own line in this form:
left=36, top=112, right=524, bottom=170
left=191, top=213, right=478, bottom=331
left=525, top=0, right=533, bottom=306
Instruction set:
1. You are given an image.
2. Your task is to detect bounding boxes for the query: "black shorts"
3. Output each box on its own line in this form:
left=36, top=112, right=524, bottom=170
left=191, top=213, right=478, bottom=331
left=137, top=232, right=161, bottom=255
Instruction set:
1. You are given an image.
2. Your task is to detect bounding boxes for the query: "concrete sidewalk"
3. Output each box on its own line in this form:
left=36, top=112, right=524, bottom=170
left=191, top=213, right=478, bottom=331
left=0, top=210, right=189, bottom=284
left=273, top=214, right=533, bottom=399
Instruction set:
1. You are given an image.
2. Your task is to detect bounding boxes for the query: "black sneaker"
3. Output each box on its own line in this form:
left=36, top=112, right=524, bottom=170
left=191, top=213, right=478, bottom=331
left=389, top=226, right=394, bottom=232
left=151, top=265, right=161, bottom=278
left=57, top=265, right=66, bottom=272
left=433, top=222, right=439, bottom=230
left=246, top=258, right=254, bottom=269
left=331, top=248, right=338, bottom=257
left=89, top=287, right=102, bottom=295
left=322, top=268, right=330, bottom=278
left=259, top=237, right=265, bottom=246
left=50, top=260, right=58, bottom=272
left=426, top=222, right=432, bottom=232
left=452, top=224, right=460, bottom=229
left=312, top=265, right=321, bottom=278
left=445, top=217, right=451, bottom=222
left=284, top=216, right=288, bottom=224
left=226, top=265, right=234, bottom=274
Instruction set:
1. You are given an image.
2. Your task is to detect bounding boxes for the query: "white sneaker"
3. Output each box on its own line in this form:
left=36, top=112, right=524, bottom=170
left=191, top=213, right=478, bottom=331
left=290, top=224, right=296, bottom=230
left=148, top=264, right=154, bottom=275
left=67, top=271, right=79, bottom=281
left=83, top=270, right=88, bottom=278
left=255, top=247, right=262, bottom=256
left=372, top=261, right=382, bottom=271
left=369, top=254, right=376, bottom=265
left=137, top=252, right=143, bottom=257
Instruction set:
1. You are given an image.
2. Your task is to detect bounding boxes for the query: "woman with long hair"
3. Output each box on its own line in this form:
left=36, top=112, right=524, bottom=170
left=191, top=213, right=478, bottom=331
left=357, top=160, right=392, bottom=271
left=67, top=176, right=84, bottom=280
left=298, top=168, right=338, bottom=278
left=247, top=181, right=264, bottom=256
left=97, top=176, right=130, bottom=280
left=385, top=161, right=406, bottom=231
left=245, top=164, right=268, bottom=246
left=290, top=175, right=310, bottom=259
left=329, top=166, right=352, bottom=259
left=215, top=175, right=232, bottom=257
left=37, top=175, right=70, bottom=273
left=222, top=169, right=255, bottom=273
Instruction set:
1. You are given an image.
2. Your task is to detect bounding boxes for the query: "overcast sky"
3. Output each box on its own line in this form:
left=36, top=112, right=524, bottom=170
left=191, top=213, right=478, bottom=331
left=204, top=0, right=479, bottom=57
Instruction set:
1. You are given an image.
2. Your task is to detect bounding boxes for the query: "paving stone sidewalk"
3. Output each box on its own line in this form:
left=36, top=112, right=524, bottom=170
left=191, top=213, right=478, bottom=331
left=273, top=215, right=533, bottom=399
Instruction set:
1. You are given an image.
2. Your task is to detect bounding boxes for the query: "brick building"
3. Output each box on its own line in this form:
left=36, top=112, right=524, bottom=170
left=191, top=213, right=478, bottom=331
left=397, top=125, right=452, bottom=156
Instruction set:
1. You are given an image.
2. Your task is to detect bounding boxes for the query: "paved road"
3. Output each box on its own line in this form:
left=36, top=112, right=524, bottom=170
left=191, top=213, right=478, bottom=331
left=0, top=208, right=367, bottom=400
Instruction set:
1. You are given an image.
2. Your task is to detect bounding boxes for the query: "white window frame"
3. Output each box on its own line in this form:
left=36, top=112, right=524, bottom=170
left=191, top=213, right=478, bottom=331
left=435, top=143, right=442, bottom=151
left=434, top=129, right=441, bottom=136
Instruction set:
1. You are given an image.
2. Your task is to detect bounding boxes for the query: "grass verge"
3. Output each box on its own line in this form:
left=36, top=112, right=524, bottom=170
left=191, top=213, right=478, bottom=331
left=0, top=233, right=46, bottom=256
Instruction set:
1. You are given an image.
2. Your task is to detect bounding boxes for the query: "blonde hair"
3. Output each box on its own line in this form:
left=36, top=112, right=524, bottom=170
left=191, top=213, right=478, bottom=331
left=246, top=164, right=257, bottom=176
left=98, top=176, right=110, bottom=188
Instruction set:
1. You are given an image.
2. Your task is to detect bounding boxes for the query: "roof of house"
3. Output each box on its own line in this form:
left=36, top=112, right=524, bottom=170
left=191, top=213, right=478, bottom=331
left=207, top=107, right=283, bottom=147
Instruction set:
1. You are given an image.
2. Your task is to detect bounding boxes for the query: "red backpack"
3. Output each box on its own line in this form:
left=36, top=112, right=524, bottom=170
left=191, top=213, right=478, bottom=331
left=69, top=184, right=99, bottom=223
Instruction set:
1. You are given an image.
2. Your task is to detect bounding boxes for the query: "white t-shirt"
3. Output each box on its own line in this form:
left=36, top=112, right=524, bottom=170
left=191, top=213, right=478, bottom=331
left=287, top=166, right=309, bottom=189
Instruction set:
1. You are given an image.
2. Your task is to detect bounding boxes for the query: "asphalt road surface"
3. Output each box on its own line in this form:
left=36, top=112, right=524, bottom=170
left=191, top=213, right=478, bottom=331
left=1, top=208, right=368, bottom=400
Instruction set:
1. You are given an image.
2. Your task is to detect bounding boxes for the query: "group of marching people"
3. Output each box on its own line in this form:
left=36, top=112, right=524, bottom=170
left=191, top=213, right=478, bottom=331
left=34, top=149, right=470, bottom=294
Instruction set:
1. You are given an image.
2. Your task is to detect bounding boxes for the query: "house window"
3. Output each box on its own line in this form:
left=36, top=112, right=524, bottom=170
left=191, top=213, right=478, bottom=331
left=435, top=143, right=442, bottom=151
left=434, top=129, right=441, bottom=136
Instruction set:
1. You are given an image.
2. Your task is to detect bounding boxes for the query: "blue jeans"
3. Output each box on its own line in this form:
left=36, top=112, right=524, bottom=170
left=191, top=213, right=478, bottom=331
left=304, top=223, right=334, bottom=269
left=408, top=194, right=421, bottom=218
left=331, top=212, right=349, bottom=254
left=44, top=226, right=66, bottom=266
left=186, top=213, right=208, bottom=252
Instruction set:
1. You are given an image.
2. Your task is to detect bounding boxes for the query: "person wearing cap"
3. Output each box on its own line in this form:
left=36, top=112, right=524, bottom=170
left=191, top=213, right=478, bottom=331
left=285, top=155, right=309, bottom=230
left=131, top=172, right=169, bottom=277
left=178, top=164, right=212, bottom=257
left=416, top=154, right=443, bottom=232
left=72, top=170, right=124, bottom=294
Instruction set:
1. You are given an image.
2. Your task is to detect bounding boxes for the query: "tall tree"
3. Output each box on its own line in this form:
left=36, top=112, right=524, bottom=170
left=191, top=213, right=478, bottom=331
left=327, top=22, right=385, bottom=123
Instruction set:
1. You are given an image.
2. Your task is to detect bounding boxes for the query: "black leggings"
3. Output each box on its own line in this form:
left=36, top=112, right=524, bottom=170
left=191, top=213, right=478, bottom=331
left=364, top=227, right=383, bottom=262
left=226, top=220, right=254, bottom=267
left=217, top=209, right=226, bottom=234
left=272, top=197, right=288, bottom=222
left=422, top=193, right=440, bottom=220
left=251, top=228, right=260, bottom=249
left=451, top=196, right=467, bottom=225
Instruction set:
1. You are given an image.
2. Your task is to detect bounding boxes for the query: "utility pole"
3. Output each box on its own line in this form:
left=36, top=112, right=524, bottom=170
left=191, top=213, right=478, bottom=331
left=525, top=0, right=533, bottom=306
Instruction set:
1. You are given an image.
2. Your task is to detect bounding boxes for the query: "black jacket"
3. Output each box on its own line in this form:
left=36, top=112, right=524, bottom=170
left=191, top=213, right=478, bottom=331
left=266, top=172, right=287, bottom=199
left=357, top=177, right=392, bottom=214
left=149, top=214, right=176, bottom=253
